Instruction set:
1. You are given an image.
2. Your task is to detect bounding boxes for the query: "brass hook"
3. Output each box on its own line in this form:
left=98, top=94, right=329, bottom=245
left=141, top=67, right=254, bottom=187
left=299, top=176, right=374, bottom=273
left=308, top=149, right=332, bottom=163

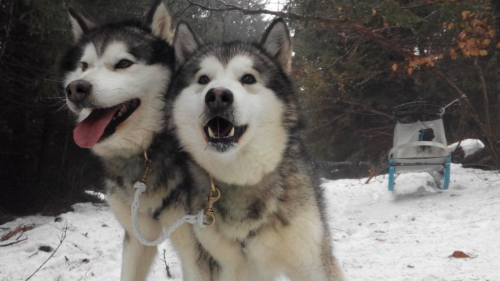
left=141, top=152, right=152, bottom=183
left=204, top=176, right=221, bottom=226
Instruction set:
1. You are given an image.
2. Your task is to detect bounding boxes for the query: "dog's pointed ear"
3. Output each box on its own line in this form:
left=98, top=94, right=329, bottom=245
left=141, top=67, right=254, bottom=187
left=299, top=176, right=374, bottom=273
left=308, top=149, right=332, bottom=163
left=173, top=22, right=202, bottom=66
left=68, top=7, right=95, bottom=42
left=259, top=18, right=292, bottom=74
left=148, top=0, right=175, bottom=43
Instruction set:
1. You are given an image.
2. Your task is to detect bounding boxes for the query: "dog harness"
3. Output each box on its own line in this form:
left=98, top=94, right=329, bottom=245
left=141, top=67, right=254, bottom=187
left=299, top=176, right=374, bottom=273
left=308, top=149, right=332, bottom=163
left=131, top=152, right=220, bottom=246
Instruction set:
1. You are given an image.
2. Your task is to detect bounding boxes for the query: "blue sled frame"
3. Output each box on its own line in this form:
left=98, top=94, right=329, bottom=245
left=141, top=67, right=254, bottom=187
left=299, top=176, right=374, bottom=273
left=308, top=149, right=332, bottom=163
left=388, top=156, right=451, bottom=191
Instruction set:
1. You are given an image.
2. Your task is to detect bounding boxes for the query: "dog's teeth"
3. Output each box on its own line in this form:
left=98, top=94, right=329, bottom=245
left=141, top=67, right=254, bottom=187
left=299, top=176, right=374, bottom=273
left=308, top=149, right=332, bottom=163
left=208, top=127, right=215, bottom=138
left=228, top=127, right=235, bottom=137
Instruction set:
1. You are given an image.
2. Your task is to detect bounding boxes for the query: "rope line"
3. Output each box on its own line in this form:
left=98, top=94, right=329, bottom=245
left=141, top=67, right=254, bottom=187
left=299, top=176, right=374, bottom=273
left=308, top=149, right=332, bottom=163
left=131, top=181, right=206, bottom=246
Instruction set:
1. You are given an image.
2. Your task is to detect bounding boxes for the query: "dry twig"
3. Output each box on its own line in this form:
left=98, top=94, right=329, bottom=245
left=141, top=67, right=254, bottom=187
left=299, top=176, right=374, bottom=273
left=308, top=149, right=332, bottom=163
left=0, top=238, right=28, bottom=247
left=1, top=225, right=34, bottom=241
left=161, top=249, right=173, bottom=279
left=25, top=221, right=69, bottom=281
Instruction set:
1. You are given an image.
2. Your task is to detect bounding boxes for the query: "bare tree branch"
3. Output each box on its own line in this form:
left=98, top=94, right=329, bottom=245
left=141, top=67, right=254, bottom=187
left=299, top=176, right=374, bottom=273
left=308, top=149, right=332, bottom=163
left=428, top=68, right=485, bottom=133
left=474, top=57, right=491, bottom=137
left=185, top=0, right=343, bottom=22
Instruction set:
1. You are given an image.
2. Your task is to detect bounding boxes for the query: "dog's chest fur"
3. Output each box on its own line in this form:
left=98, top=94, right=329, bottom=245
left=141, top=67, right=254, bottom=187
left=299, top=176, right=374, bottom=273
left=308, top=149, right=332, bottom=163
left=104, top=133, right=190, bottom=216
left=190, top=154, right=319, bottom=243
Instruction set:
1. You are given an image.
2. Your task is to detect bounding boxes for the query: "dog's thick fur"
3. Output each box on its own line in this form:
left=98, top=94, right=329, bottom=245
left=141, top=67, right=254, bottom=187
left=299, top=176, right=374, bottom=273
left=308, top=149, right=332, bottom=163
left=168, top=19, right=344, bottom=281
left=61, top=3, right=210, bottom=281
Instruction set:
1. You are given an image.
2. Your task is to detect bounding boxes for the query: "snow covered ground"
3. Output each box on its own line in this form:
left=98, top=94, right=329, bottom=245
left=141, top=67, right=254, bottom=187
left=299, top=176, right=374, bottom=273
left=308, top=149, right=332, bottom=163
left=448, top=139, right=485, bottom=157
left=1, top=164, right=499, bottom=281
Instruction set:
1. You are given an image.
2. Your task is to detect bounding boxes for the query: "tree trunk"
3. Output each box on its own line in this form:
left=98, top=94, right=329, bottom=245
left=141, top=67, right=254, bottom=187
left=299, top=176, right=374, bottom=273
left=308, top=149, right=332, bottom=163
left=492, top=0, right=500, bottom=167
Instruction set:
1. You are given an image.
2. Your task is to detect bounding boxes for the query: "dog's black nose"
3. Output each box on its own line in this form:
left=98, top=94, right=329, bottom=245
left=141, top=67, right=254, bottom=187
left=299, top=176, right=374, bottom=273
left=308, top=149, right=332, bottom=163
left=205, top=88, right=233, bottom=111
left=66, top=80, right=92, bottom=104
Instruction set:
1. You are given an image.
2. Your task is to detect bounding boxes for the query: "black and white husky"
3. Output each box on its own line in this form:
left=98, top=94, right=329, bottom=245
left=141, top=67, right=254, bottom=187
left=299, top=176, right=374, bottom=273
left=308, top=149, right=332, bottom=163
left=168, top=19, right=345, bottom=280
left=61, top=2, right=210, bottom=281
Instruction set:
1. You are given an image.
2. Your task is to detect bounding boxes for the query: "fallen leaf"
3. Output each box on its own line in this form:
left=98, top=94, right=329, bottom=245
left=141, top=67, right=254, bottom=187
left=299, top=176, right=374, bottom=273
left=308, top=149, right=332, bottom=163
left=449, top=251, right=470, bottom=258
left=392, top=63, right=398, bottom=71
left=461, top=10, right=471, bottom=20
left=375, top=238, right=385, bottom=242
left=81, top=258, right=90, bottom=263
left=407, top=265, right=415, bottom=268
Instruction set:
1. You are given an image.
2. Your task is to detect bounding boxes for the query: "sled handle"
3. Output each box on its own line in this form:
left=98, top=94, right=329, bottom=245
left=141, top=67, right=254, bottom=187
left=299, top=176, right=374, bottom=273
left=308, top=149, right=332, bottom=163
left=389, top=141, right=450, bottom=159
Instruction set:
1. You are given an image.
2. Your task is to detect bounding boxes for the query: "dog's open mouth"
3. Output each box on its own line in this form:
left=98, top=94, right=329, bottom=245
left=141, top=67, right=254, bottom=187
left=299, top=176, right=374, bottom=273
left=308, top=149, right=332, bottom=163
left=203, top=117, right=247, bottom=146
left=73, top=99, right=140, bottom=148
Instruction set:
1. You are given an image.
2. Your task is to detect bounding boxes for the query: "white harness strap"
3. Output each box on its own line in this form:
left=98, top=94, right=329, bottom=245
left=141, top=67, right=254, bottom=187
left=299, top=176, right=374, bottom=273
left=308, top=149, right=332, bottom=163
left=130, top=152, right=220, bottom=246
left=131, top=181, right=206, bottom=246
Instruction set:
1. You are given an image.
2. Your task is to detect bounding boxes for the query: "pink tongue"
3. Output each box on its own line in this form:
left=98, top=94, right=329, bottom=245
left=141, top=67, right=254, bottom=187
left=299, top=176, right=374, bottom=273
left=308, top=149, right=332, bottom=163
left=73, top=106, right=120, bottom=148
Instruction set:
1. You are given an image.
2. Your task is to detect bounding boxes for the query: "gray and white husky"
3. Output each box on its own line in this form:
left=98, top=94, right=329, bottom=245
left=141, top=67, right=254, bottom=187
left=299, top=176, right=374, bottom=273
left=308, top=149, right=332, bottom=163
left=61, top=2, right=210, bottom=281
left=168, top=19, right=345, bottom=280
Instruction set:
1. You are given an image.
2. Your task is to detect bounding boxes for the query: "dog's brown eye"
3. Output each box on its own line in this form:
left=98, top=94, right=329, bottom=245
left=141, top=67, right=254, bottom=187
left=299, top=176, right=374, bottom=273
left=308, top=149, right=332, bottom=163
left=198, top=75, right=210, bottom=85
left=81, top=62, right=88, bottom=72
left=241, top=74, right=256, bottom=84
left=116, top=59, right=134, bottom=69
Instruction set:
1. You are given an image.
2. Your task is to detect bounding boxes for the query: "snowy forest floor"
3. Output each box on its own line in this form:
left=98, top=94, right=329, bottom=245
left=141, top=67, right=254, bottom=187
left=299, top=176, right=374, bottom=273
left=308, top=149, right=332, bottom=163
left=1, top=164, right=499, bottom=281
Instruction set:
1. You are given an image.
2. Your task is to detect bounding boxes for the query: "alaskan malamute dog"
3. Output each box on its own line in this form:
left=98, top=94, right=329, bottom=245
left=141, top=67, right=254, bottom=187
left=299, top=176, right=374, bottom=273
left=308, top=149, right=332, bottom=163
left=61, top=2, right=210, bottom=281
left=169, top=19, right=344, bottom=280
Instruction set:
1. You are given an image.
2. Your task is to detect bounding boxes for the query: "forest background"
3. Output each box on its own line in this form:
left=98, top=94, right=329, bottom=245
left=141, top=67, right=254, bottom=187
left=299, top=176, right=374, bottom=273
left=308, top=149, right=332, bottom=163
left=1, top=0, right=499, bottom=217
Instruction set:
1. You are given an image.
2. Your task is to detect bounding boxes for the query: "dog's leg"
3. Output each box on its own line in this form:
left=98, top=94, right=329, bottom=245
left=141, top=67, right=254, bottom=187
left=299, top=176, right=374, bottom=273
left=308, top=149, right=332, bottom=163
left=242, top=259, right=277, bottom=281
left=159, top=207, right=212, bottom=281
left=194, top=227, right=247, bottom=281
left=216, top=264, right=247, bottom=281
left=279, top=212, right=344, bottom=281
left=108, top=195, right=161, bottom=281
left=247, top=210, right=344, bottom=281
left=281, top=237, right=344, bottom=281
left=121, top=230, right=158, bottom=281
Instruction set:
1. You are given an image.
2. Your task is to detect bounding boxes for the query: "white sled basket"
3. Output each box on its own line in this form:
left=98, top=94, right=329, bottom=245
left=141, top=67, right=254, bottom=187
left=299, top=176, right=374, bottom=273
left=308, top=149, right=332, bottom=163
left=388, top=102, right=451, bottom=191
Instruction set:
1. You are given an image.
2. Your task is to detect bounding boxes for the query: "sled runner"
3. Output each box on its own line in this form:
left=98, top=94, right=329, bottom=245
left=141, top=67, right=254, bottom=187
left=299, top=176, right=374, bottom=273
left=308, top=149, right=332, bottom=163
left=388, top=102, right=452, bottom=191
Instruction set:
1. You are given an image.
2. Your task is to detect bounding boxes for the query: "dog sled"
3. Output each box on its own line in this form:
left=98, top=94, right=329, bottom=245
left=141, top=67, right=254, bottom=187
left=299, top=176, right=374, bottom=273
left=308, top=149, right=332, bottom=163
left=388, top=101, right=457, bottom=191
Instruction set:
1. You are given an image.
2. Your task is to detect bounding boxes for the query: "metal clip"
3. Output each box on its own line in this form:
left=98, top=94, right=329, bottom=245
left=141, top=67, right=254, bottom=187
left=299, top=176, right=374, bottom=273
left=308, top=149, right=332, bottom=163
left=203, top=177, right=221, bottom=226
left=141, top=152, right=152, bottom=183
